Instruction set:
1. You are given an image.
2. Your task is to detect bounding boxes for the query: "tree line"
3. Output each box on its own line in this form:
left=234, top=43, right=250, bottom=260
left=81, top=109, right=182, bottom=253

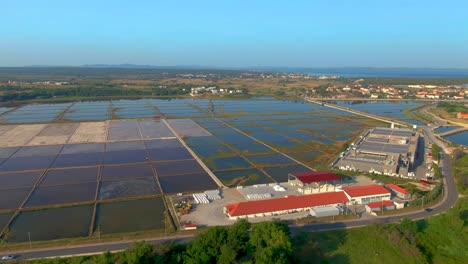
left=0, top=86, right=190, bottom=102
left=28, top=220, right=295, bottom=264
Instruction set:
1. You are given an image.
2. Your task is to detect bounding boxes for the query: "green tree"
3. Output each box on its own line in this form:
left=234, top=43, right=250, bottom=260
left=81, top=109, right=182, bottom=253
left=227, top=219, right=251, bottom=255
left=154, top=242, right=186, bottom=264
left=399, top=218, right=418, bottom=243
left=92, top=251, right=113, bottom=264
left=250, top=222, right=293, bottom=264
left=184, top=226, right=228, bottom=264
left=122, top=241, right=154, bottom=264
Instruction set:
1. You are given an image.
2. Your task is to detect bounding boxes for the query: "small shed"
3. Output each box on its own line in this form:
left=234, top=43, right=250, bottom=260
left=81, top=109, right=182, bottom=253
left=310, top=206, right=340, bottom=218
left=365, top=200, right=395, bottom=213
left=386, top=184, right=411, bottom=199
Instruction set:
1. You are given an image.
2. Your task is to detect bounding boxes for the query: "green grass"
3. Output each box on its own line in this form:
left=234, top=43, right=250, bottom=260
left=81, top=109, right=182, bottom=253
left=454, top=154, right=468, bottom=195
left=438, top=102, right=468, bottom=113
left=416, top=198, right=468, bottom=263
left=294, top=224, right=426, bottom=264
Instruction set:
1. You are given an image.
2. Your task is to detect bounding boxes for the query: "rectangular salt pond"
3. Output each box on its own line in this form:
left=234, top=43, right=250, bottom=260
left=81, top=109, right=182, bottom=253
left=67, top=122, right=107, bottom=143
left=138, top=120, right=174, bottom=139
left=147, top=147, right=193, bottom=161
left=144, top=139, right=183, bottom=149
left=25, top=182, right=97, bottom=207
left=214, top=169, right=274, bottom=187
left=227, top=142, right=273, bottom=155
left=0, top=155, right=57, bottom=171
left=35, top=123, right=79, bottom=137
left=0, top=124, right=46, bottom=147
left=245, top=153, right=298, bottom=167
left=286, top=150, right=323, bottom=164
left=166, top=119, right=211, bottom=137
left=207, top=156, right=253, bottom=171
left=0, top=147, right=20, bottom=159
left=334, top=101, right=422, bottom=120
left=106, top=141, right=146, bottom=151
left=60, top=143, right=105, bottom=154
left=154, top=160, right=205, bottom=176
left=263, top=164, right=311, bottom=182
left=8, top=205, right=93, bottom=242
left=0, top=171, right=43, bottom=189
left=101, top=164, right=155, bottom=181
left=13, top=145, right=63, bottom=158
left=103, top=150, right=149, bottom=165
left=190, top=145, right=236, bottom=159
left=98, top=178, right=161, bottom=200
left=95, top=198, right=166, bottom=234
left=40, top=167, right=99, bottom=186
left=0, top=107, right=13, bottom=115
left=0, top=188, right=31, bottom=210
left=51, top=152, right=103, bottom=168
left=158, top=173, right=218, bottom=193
left=107, top=120, right=142, bottom=141
left=0, top=213, right=13, bottom=231
left=184, top=136, right=224, bottom=146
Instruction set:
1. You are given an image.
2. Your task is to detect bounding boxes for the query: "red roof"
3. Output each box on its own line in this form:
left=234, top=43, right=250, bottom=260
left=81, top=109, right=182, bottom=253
left=366, top=200, right=394, bottom=208
left=386, top=184, right=410, bottom=195
left=225, top=191, right=349, bottom=217
left=290, top=171, right=341, bottom=184
left=341, top=184, right=390, bottom=197
left=420, top=179, right=433, bottom=185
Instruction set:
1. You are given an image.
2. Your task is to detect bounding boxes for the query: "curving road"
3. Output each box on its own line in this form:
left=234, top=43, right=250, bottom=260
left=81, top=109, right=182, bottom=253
left=2, top=133, right=460, bottom=261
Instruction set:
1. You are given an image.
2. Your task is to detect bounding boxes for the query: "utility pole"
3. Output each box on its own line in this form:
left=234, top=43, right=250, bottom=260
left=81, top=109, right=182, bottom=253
left=421, top=196, right=425, bottom=209
left=381, top=199, right=384, bottom=216
left=28, top=232, right=32, bottom=248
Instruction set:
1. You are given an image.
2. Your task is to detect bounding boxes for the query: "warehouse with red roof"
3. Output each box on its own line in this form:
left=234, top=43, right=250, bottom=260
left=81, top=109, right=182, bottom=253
left=340, top=184, right=391, bottom=204
left=223, top=191, right=349, bottom=220
left=385, top=184, right=411, bottom=199
left=288, top=171, right=342, bottom=194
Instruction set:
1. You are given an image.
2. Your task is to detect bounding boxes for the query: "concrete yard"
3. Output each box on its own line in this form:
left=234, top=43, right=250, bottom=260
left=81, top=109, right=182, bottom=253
left=0, top=124, right=46, bottom=147
left=67, top=121, right=108, bottom=143
left=178, top=188, right=245, bottom=226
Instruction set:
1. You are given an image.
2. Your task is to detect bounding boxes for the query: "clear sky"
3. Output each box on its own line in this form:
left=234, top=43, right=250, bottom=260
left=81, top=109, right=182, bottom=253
left=1, top=0, right=467, bottom=68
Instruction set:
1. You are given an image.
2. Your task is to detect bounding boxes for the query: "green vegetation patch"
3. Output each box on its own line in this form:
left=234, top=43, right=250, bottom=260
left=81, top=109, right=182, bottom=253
left=454, top=153, right=468, bottom=195
left=214, top=169, right=274, bottom=187
left=438, top=102, right=468, bottom=113
left=294, top=223, right=426, bottom=263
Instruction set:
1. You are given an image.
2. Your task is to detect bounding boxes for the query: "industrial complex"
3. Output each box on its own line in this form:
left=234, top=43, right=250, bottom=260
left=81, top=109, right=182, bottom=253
left=333, top=127, right=419, bottom=177
left=222, top=177, right=407, bottom=220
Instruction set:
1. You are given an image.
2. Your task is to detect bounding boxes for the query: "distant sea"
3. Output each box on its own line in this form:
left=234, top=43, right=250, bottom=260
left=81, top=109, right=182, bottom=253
left=260, top=67, right=468, bottom=78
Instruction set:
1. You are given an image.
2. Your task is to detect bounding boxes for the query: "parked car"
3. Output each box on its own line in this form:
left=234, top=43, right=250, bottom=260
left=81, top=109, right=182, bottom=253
left=1, top=255, right=16, bottom=260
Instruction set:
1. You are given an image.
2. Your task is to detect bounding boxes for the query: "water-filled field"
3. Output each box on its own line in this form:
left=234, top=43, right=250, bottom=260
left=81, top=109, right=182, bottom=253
left=0, top=97, right=392, bottom=242
left=444, top=131, right=468, bottom=146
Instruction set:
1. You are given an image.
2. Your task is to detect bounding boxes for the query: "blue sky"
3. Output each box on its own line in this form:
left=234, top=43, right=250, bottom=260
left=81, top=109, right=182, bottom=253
left=1, top=0, right=467, bottom=68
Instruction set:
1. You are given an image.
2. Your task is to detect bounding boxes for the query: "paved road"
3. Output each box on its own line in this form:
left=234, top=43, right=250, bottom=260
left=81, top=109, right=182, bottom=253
left=6, top=235, right=193, bottom=261
left=3, top=137, right=460, bottom=262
